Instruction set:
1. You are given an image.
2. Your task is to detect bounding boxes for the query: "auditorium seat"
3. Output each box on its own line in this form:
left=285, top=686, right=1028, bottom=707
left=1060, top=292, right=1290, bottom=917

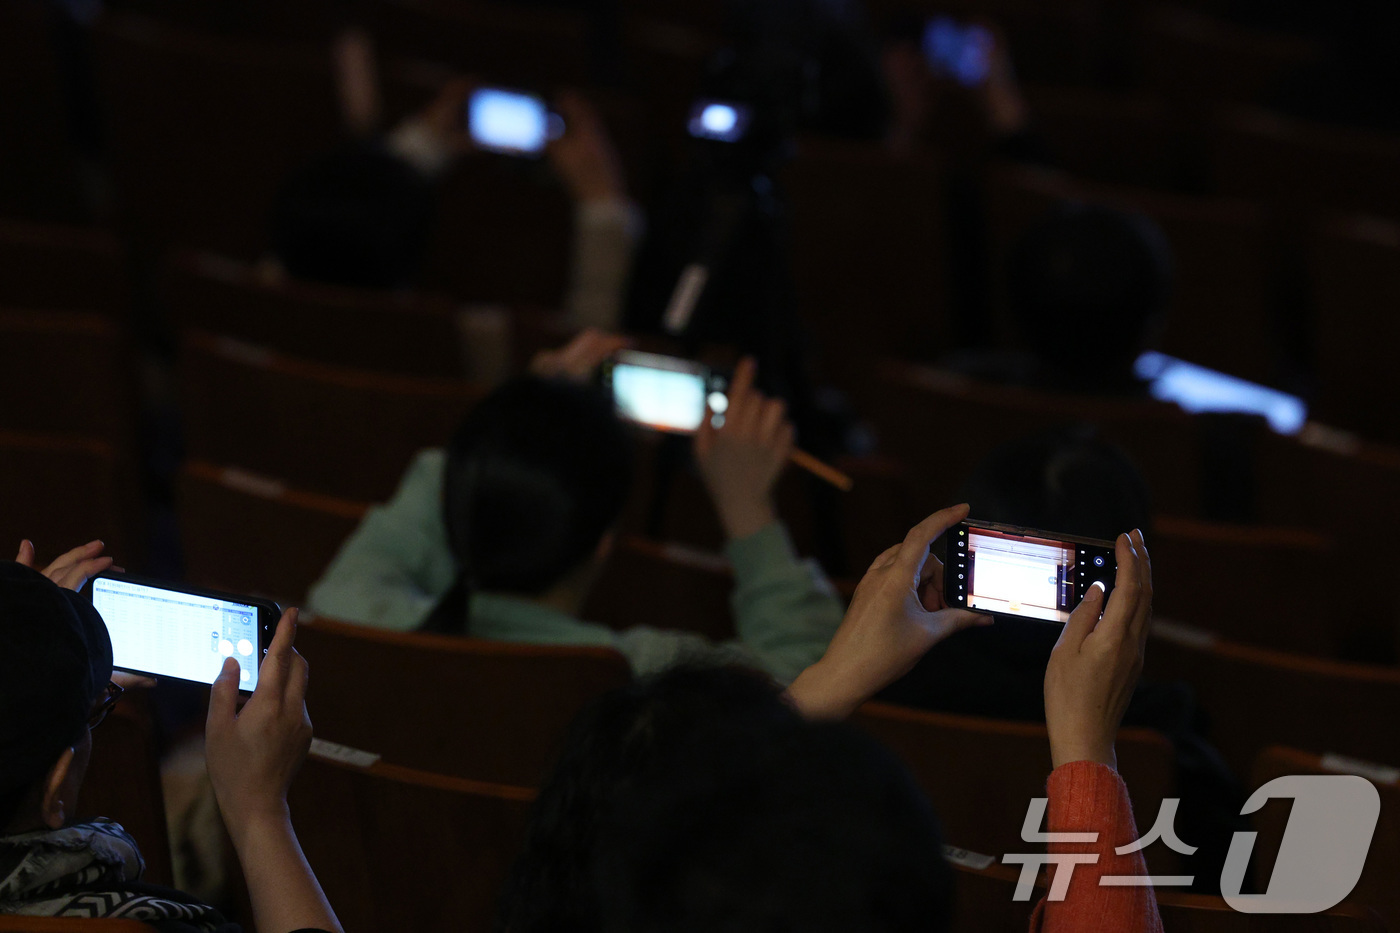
left=1150, top=516, right=1338, bottom=656
left=0, top=310, right=135, bottom=454
left=1213, top=108, right=1400, bottom=222
left=1307, top=216, right=1400, bottom=446
left=0, top=220, right=129, bottom=316
left=855, top=701, right=1181, bottom=876
left=1138, top=5, right=1321, bottom=106
left=177, top=460, right=367, bottom=605
left=582, top=535, right=736, bottom=642
left=1251, top=746, right=1399, bottom=932
left=294, top=617, right=630, bottom=786
left=1023, top=88, right=1185, bottom=190
left=986, top=163, right=1280, bottom=385
left=178, top=331, right=485, bottom=501
left=868, top=361, right=1203, bottom=517
left=0, top=432, right=131, bottom=569
left=1145, top=622, right=1400, bottom=781
left=1253, top=427, right=1400, bottom=662
left=0, top=0, right=88, bottom=223
left=162, top=251, right=466, bottom=377
left=367, top=0, right=593, bottom=87
left=782, top=139, right=950, bottom=397
left=95, top=13, right=345, bottom=257
left=286, top=752, right=534, bottom=933
left=947, top=857, right=1388, bottom=933
left=75, top=692, right=174, bottom=889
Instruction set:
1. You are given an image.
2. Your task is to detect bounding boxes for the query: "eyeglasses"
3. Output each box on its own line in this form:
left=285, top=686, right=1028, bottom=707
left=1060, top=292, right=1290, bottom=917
left=88, top=682, right=124, bottom=730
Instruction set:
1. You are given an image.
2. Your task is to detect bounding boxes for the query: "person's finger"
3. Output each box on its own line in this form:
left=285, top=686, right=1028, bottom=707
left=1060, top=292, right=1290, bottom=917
left=727, top=357, right=757, bottom=413
left=1058, top=579, right=1106, bottom=651
left=1128, top=529, right=1153, bottom=646
left=758, top=397, right=787, bottom=441
left=283, top=650, right=311, bottom=707
left=895, top=504, right=970, bottom=576
left=112, top=672, right=157, bottom=690
left=931, top=608, right=996, bottom=637
left=207, top=656, right=241, bottom=733
left=259, top=608, right=299, bottom=689
left=51, top=555, right=113, bottom=592
left=42, top=540, right=105, bottom=577
left=1093, top=534, right=1141, bottom=643
left=14, top=540, right=35, bottom=568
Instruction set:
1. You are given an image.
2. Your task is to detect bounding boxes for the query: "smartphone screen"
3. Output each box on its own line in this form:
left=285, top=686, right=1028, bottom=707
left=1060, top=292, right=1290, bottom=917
left=467, top=88, right=561, bottom=156
left=945, top=521, right=1116, bottom=623
left=687, top=99, right=754, bottom=143
left=1133, top=351, right=1307, bottom=435
left=922, top=17, right=994, bottom=87
left=90, top=574, right=276, bottom=690
left=608, top=350, right=728, bottom=434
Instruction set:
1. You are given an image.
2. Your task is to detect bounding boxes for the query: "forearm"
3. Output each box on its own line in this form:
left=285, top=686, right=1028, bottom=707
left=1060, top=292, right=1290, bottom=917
left=230, top=812, right=343, bottom=933
left=565, top=199, right=642, bottom=330
left=1030, top=761, right=1163, bottom=933
left=728, top=522, right=846, bottom=685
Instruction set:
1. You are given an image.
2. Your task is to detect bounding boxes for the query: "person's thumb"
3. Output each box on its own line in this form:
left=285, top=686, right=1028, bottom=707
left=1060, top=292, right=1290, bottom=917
left=1058, top=580, right=1106, bottom=651
left=934, top=608, right=995, bottom=637
left=207, top=657, right=242, bottom=734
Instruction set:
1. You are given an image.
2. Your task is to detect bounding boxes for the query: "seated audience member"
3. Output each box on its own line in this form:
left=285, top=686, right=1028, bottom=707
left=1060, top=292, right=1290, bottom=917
left=501, top=505, right=1164, bottom=932
left=1, top=542, right=340, bottom=933
left=308, top=337, right=845, bottom=684
left=881, top=428, right=1245, bottom=893
left=271, top=81, right=640, bottom=329
left=943, top=203, right=1172, bottom=394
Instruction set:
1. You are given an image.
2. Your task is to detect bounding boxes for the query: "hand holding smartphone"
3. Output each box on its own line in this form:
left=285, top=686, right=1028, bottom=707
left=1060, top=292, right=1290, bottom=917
left=90, top=574, right=279, bottom=692
left=945, top=520, right=1117, bottom=623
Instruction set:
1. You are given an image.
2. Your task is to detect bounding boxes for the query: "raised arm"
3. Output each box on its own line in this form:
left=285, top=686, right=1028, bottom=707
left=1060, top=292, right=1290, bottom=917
left=694, top=359, right=847, bottom=684
left=784, top=504, right=991, bottom=718
left=1032, top=529, right=1163, bottom=933
left=206, top=608, right=343, bottom=933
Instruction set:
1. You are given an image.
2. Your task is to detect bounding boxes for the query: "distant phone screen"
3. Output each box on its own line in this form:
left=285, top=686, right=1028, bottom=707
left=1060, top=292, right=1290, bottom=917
left=946, top=523, right=1116, bottom=624
left=687, top=100, right=754, bottom=143
left=610, top=352, right=727, bottom=434
left=1134, top=351, right=1307, bottom=434
left=468, top=89, right=557, bottom=155
left=923, top=17, right=994, bottom=86
left=91, top=576, right=263, bottom=689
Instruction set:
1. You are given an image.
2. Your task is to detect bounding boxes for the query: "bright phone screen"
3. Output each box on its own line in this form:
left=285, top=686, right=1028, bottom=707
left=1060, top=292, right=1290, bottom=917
left=612, top=358, right=711, bottom=433
left=469, top=89, right=551, bottom=154
left=923, top=17, right=994, bottom=87
left=687, top=100, right=753, bottom=143
left=1134, top=351, right=1307, bottom=435
left=91, top=577, right=261, bottom=689
left=949, top=524, right=1115, bottom=624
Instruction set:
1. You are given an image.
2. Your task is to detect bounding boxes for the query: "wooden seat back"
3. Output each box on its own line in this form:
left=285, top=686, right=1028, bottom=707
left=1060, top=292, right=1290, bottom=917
left=178, top=330, right=484, bottom=501
left=295, top=617, right=630, bottom=786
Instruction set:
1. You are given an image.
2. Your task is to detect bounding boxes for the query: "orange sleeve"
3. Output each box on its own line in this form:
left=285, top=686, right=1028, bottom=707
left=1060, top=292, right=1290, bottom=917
left=1028, top=760, right=1164, bottom=933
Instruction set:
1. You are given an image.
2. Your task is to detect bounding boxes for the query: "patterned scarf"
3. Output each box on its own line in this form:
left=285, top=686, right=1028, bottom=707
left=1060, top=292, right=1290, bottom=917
left=0, top=819, right=227, bottom=930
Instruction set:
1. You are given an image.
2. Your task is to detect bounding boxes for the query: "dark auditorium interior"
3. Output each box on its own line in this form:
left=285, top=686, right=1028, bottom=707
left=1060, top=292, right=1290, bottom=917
left=1, top=0, right=1398, bottom=930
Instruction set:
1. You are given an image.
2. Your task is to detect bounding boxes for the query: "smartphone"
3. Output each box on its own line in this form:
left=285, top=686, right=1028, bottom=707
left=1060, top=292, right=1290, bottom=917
left=604, top=350, right=729, bottom=434
left=1133, top=351, right=1307, bottom=435
left=467, top=87, right=564, bottom=156
left=922, top=16, right=994, bottom=87
left=944, top=520, right=1117, bottom=624
left=687, top=99, right=754, bottom=143
left=89, top=573, right=279, bottom=691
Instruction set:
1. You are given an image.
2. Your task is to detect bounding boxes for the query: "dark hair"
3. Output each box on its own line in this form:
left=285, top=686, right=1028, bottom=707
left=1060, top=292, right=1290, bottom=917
left=957, top=425, right=1153, bottom=542
left=428, top=377, right=633, bottom=628
left=1007, top=202, right=1173, bottom=387
left=498, top=664, right=953, bottom=933
left=271, top=143, right=436, bottom=290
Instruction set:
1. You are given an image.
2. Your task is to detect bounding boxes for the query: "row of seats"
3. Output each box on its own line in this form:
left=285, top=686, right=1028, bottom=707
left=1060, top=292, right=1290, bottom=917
left=68, top=644, right=1399, bottom=932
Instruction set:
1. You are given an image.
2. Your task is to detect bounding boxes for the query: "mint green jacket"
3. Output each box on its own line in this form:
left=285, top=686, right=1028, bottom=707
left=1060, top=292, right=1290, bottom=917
left=306, top=450, right=845, bottom=684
